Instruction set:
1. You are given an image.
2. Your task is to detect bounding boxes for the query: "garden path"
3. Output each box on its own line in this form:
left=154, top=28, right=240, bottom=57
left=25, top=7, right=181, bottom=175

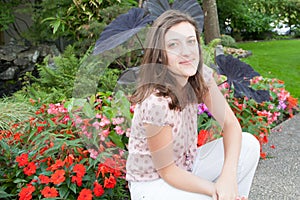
left=249, top=113, right=300, bottom=200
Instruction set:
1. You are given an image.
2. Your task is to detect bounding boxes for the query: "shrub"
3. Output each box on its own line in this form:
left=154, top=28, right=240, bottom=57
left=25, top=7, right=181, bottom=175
left=15, top=45, right=82, bottom=104
left=220, top=34, right=237, bottom=48
left=15, top=45, right=125, bottom=104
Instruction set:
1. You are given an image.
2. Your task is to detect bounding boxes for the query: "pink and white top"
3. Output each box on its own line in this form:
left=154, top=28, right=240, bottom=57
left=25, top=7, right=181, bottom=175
left=126, top=66, right=213, bottom=181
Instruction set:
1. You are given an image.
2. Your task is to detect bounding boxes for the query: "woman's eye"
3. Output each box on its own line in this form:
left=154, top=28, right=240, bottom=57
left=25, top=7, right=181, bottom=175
left=187, top=39, right=197, bottom=45
left=167, top=42, right=178, bottom=48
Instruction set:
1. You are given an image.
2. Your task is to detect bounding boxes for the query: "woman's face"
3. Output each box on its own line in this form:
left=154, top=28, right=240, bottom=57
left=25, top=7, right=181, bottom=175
left=164, top=22, right=199, bottom=84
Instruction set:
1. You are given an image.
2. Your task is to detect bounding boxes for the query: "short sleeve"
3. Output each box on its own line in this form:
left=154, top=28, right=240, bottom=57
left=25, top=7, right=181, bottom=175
left=140, top=94, right=174, bottom=127
left=203, top=65, right=214, bottom=83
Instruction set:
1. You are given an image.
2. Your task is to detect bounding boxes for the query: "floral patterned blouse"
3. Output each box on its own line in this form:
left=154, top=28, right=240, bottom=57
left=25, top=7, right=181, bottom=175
left=126, top=66, right=213, bottom=181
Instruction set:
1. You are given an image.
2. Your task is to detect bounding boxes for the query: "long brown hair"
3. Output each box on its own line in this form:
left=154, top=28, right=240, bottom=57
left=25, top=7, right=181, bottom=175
left=130, top=10, right=208, bottom=110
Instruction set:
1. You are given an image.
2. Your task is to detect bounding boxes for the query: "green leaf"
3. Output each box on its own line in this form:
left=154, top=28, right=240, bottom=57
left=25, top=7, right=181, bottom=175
left=59, top=185, right=69, bottom=198
left=89, top=94, right=96, bottom=106
left=82, top=102, right=95, bottom=118
left=68, top=182, right=77, bottom=194
left=0, top=190, right=14, bottom=198
left=109, top=132, right=124, bottom=149
left=13, top=178, right=27, bottom=184
left=52, top=20, right=61, bottom=34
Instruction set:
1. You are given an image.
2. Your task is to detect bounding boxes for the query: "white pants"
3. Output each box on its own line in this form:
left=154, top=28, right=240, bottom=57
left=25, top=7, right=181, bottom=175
left=129, top=132, right=260, bottom=200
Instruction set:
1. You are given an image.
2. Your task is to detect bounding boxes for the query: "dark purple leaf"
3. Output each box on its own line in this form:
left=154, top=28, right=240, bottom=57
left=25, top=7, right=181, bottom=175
left=117, top=66, right=140, bottom=85
left=172, top=0, right=204, bottom=33
left=215, top=54, right=270, bottom=103
left=145, top=0, right=171, bottom=18
left=145, top=0, right=204, bottom=32
left=233, top=82, right=271, bottom=103
left=93, top=8, right=153, bottom=55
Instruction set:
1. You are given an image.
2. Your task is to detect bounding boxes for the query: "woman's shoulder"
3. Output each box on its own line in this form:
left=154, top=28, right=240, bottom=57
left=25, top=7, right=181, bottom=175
left=141, top=92, right=171, bottom=108
left=142, top=90, right=171, bottom=104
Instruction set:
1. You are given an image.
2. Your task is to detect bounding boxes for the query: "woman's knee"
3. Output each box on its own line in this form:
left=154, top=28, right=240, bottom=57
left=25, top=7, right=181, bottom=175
left=241, top=132, right=260, bottom=160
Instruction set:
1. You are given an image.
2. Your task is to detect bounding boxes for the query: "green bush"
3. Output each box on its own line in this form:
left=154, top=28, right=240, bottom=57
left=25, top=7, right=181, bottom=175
left=220, top=34, right=237, bottom=48
left=15, top=45, right=83, bottom=103
left=202, top=38, right=221, bottom=65
left=292, top=26, right=300, bottom=38
left=15, top=45, right=123, bottom=104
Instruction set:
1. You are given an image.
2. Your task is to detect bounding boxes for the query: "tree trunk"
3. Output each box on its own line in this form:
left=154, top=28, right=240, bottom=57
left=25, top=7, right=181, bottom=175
left=139, top=0, right=144, bottom=8
left=203, top=0, right=221, bottom=44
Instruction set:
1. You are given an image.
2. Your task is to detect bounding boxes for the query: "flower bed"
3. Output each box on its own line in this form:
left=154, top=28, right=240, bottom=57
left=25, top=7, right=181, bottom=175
left=0, top=75, right=298, bottom=199
left=0, top=92, right=130, bottom=200
left=197, top=75, right=299, bottom=158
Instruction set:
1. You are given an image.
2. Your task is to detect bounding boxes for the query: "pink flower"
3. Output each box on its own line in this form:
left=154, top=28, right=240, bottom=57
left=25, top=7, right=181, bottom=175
left=92, top=121, right=101, bottom=130
left=277, top=100, right=287, bottom=110
left=112, top=117, right=125, bottom=125
left=75, top=115, right=83, bottom=125
left=251, top=76, right=262, bottom=84
left=114, top=126, right=125, bottom=135
left=277, top=89, right=290, bottom=101
left=62, top=115, right=70, bottom=123
left=98, top=129, right=110, bottom=141
left=83, top=130, right=92, bottom=138
left=126, top=128, right=131, bottom=137
left=99, top=116, right=110, bottom=127
left=47, top=104, right=59, bottom=115
left=268, top=104, right=274, bottom=110
left=130, top=105, right=135, bottom=113
left=47, top=103, right=68, bottom=115
left=88, top=149, right=99, bottom=159
left=95, top=114, right=102, bottom=119
left=222, top=82, right=230, bottom=89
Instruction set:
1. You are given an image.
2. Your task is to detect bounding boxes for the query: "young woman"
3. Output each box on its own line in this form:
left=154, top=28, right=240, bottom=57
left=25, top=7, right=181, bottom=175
left=125, top=10, right=260, bottom=200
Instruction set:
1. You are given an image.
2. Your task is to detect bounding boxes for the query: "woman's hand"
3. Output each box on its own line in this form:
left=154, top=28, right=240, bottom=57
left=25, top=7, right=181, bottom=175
left=214, top=173, right=238, bottom=200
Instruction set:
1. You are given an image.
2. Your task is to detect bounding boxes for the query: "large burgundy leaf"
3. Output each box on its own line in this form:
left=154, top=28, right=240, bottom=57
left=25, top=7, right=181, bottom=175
left=215, top=54, right=270, bottom=103
left=93, top=8, right=153, bottom=55
left=145, top=0, right=204, bottom=32
left=145, top=0, right=171, bottom=17
left=172, top=0, right=204, bottom=33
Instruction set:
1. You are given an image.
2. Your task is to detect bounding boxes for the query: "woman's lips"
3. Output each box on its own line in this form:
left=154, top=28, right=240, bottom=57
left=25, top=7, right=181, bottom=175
left=179, top=60, right=193, bottom=65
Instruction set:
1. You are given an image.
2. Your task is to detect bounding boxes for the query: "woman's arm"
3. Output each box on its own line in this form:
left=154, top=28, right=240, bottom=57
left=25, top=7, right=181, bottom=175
left=203, top=78, right=242, bottom=199
left=146, top=125, right=216, bottom=197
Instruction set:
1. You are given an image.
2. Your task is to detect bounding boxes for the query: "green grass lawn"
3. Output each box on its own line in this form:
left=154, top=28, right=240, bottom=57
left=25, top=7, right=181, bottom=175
left=237, top=39, right=300, bottom=99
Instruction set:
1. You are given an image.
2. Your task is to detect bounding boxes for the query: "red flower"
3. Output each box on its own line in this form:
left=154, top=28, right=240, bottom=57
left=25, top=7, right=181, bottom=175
left=47, top=159, right=64, bottom=171
left=51, top=169, right=65, bottom=185
left=23, top=162, right=36, bottom=176
left=64, top=154, right=74, bottom=167
left=19, top=184, right=35, bottom=200
left=287, top=96, right=298, bottom=110
left=16, top=153, right=29, bottom=167
left=71, top=175, right=83, bottom=187
left=93, top=181, right=104, bottom=197
left=260, top=152, right=267, bottom=159
left=78, top=188, right=93, bottom=200
left=73, top=164, right=86, bottom=178
left=13, top=132, right=22, bottom=141
left=37, top=121, right=47, bottom=133
left=41, top=186, right=58, bottom=198
left=38, top=174, right=51, bottom=184
left=97, top=163, right=113, bottom=178
left=197, top=130, right=209, bottom=147
left=104, top=175, right=116, bottom=189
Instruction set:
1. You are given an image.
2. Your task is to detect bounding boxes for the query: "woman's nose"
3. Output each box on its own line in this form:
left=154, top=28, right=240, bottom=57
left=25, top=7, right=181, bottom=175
left=181, top=43, right=192, bottom=55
